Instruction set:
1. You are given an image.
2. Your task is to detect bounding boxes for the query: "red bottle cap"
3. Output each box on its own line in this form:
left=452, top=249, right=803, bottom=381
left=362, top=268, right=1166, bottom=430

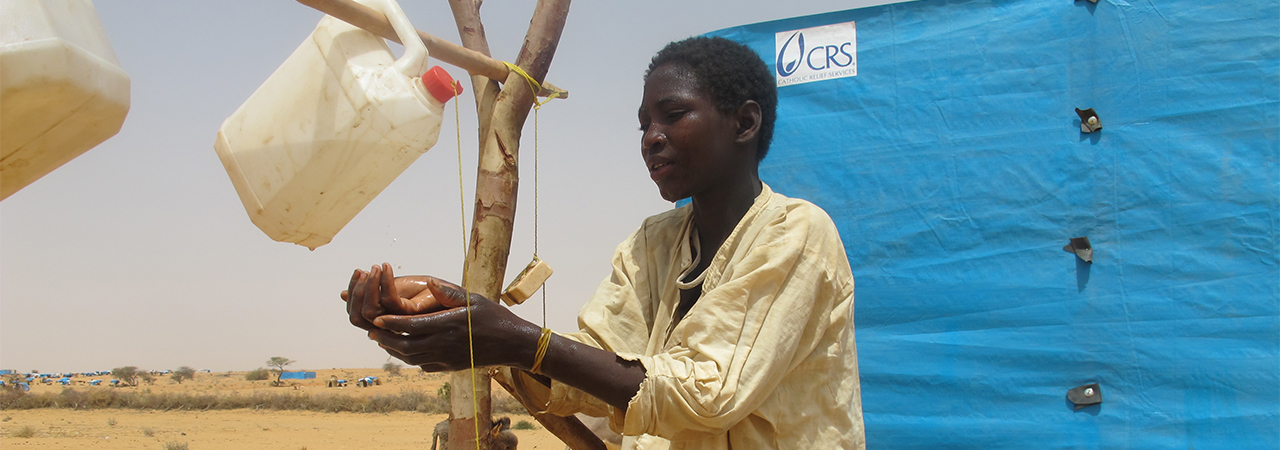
left=421, top=66, right=463, bottom=103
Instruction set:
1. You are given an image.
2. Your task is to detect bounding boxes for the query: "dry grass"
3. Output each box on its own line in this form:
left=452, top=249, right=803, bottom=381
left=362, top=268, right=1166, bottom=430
left=0, top=368, right=527, bottom=417
left=0, top=387, right=449, bottom=413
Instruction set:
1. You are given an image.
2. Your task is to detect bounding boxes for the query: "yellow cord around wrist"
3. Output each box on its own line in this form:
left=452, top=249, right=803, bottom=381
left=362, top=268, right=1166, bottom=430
left=531, top=327, right=553, bottom=374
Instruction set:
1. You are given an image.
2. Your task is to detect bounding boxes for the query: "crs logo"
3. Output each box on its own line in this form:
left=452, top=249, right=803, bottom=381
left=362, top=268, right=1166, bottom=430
left=776, top=31, right=806, bottom=77
left=773, top=21, right=858, bottom=87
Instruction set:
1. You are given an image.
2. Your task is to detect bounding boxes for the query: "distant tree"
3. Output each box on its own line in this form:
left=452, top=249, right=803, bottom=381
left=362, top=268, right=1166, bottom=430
left=382, top=361, right=402, bottom=376
left=111, top=366, right=142, bottom=386
left=3, top=374, right=22, bottom=391
left=266, top=357, right=295, bottom=384
left=170, top=366, right=196, bottom=384
left=245, top=368, right=270, bottom=381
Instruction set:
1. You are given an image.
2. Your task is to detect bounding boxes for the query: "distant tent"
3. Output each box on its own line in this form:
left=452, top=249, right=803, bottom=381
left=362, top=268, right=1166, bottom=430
left=279, top=371, right=317, bottom=380
left=704, top=0, right=1278, bottom=448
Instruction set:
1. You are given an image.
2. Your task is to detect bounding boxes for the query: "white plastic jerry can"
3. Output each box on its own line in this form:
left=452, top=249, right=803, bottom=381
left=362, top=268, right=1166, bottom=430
left=0, top=0, right=131, bottom=200
left=214, top=0, right=461, bottom=250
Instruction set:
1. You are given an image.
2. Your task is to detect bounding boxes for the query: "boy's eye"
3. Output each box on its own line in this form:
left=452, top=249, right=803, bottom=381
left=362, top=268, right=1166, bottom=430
left=666, top=111, right=686, bottom=121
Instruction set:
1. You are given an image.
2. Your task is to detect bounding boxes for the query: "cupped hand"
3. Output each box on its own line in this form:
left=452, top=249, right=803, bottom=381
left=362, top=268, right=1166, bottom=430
left=369, top=282, right=540, bottom=372
left=340, top=263, right=466, bottom=330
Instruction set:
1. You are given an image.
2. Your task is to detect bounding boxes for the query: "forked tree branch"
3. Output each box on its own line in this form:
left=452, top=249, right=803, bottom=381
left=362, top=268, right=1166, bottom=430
left=446, top=0, right=603, bottom=449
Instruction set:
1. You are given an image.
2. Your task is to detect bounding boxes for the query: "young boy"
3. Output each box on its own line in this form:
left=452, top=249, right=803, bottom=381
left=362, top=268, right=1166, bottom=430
left=344, top=37, right=865, bottom=449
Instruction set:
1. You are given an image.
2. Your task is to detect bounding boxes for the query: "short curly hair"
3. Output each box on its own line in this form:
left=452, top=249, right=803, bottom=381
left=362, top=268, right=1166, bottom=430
left=646, top=36, right=778, bottom=161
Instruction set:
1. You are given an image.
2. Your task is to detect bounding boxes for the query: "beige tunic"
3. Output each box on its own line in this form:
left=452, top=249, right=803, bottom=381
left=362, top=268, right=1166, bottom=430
left=539, top=184, right=865, bottom=450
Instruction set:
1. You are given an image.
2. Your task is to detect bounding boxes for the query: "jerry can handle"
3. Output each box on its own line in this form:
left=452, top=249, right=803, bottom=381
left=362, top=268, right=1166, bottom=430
left=358, top=0, right=429, bottom=77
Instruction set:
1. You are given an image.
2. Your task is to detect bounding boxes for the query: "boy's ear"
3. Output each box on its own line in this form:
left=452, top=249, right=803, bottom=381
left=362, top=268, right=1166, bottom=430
left=734, top=100, right=763, bottom=144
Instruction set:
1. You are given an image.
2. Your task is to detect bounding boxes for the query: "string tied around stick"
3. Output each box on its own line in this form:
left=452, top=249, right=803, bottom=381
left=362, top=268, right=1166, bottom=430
left=503, top=61, right=562, bottom=108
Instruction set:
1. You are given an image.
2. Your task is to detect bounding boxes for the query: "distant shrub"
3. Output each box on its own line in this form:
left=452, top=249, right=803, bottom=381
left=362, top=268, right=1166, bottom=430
left=382, top=362, right=402, bottom=376
left=244, top=368, right=270, bottom=381
left=163, top=442, right=189, bottom=450
left=513, top=420, right=536, bottom=430
left=2, top=375, right=21, bottom=389
left=143, top=428, right=155, bottom=437
left=171, top=367, right=196, bottom=384
left=12, top=425, right=35, bottom=438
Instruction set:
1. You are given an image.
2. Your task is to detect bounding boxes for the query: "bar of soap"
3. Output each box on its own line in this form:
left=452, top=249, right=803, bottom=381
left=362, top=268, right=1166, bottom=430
left=500, top=257, right=553, bottom=306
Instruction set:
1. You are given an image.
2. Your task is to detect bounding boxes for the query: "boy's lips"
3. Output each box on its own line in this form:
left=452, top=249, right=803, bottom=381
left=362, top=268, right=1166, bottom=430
left=648, top=160, right=674, bottom=180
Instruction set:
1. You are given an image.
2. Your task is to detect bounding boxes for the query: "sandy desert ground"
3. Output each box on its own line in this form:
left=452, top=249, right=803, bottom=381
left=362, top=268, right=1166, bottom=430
left=1, top=368, right=564, bottom=450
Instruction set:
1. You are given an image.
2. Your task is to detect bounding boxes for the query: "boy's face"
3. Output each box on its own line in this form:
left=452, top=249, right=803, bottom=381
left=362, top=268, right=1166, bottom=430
left=638, top=64, right=745, bottom=203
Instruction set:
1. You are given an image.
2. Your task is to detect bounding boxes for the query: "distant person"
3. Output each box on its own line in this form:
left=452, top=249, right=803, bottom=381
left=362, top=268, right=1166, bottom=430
left=342, top=36, right=865, bottom=449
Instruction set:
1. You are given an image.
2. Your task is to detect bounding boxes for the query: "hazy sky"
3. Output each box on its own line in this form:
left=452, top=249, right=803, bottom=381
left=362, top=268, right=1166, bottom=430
left=1, top=0, right=893, bottom=373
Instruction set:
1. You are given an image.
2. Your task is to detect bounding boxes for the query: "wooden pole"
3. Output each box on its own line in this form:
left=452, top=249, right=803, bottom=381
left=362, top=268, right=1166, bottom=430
left=295, top=0, right=567, bottom=98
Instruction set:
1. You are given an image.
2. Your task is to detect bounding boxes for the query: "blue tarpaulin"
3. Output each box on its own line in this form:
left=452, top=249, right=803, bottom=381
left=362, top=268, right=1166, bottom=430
left=705, top=0, right=1278, bottom=448
left=279, top=371, right=316, bottom=380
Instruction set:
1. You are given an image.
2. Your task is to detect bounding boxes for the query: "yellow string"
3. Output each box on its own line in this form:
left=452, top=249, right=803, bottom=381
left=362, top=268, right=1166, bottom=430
left=532, top=71, right=546, bottom=328
left=452, top=80, right=482, bottom=450
left=502, top=61, right=561, bottom=109
left=531, top=327, right=553, bottom=374
left=502, top=62, right=553, bottom=328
